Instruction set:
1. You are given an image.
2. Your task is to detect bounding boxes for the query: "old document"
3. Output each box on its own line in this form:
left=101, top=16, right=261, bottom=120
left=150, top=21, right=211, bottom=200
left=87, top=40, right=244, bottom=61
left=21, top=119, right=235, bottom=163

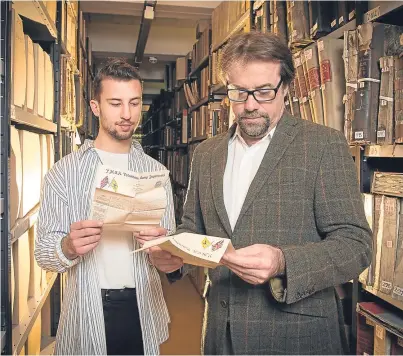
left=133, top=232, right=234, bottom=268
left=90, top=165, right=169, bottom=232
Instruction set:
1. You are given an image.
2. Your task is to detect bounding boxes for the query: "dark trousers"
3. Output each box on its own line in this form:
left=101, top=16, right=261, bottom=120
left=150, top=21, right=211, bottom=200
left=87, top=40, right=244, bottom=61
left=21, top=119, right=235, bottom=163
left=102, top=288, right=144, bottom=355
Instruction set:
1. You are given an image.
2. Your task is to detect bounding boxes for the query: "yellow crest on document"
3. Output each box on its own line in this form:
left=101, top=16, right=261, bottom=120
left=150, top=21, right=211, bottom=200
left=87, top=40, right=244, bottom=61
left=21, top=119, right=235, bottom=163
left=201, top=237, right=211, bottom=249
left=110, top=178, right=119, bottom=192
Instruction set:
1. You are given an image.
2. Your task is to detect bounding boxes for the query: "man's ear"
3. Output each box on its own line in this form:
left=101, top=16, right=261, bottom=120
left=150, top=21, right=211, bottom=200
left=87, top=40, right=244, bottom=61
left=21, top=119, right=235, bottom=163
left=90, top=100, right=100, bottom=117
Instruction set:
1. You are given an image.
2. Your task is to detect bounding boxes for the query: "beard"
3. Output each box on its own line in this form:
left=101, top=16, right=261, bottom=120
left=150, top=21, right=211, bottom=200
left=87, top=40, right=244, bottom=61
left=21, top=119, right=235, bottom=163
left=236, top=110, right=272, bottom=138
left=100, top=116, right=136, bottom=141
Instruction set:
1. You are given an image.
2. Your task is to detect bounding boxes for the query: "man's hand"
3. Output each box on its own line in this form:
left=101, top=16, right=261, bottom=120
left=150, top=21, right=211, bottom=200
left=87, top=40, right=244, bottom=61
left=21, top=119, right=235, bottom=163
left=220, top=244, right=285, bottom=285
left=134, top=227, right=168, bottom=246
left=134, top=227, right=183, bottom=273
left=62, top=220, right=103, bottom=260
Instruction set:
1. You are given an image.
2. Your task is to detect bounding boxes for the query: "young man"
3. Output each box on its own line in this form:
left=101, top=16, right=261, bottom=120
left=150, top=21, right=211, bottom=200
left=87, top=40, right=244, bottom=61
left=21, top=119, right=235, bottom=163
left=35, top=59, right=175, bottom=355
left=138, top=32, right=372, bottom=354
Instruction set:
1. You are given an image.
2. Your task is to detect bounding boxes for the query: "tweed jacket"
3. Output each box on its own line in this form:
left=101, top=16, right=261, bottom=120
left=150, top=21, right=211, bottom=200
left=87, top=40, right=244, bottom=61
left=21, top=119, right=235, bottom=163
left=177, top=113, right=372, bottom=355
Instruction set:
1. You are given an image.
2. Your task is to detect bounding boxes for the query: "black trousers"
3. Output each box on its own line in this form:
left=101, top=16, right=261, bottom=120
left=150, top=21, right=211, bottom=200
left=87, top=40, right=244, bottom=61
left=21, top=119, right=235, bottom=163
left=102, top=288, right=144, bottom=355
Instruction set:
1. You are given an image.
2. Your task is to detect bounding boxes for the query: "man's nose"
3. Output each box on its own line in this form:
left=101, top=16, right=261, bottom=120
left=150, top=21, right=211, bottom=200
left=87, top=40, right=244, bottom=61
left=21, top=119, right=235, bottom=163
left=244, top=93, right=260, bottom=111
left=120, top=104, right=131, bottom=120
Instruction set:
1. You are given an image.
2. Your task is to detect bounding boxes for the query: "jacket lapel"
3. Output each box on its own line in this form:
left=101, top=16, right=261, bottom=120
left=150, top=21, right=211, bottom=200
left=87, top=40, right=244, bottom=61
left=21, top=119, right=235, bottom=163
left=233, top=113, right=301, bottom=232
left=210, top=126, right=235, bottom=237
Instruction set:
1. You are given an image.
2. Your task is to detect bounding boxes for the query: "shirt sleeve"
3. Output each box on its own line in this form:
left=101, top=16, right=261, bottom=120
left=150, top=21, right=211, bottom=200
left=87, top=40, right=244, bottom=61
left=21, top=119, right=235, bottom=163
left=35, top=176, right=81, bottom=273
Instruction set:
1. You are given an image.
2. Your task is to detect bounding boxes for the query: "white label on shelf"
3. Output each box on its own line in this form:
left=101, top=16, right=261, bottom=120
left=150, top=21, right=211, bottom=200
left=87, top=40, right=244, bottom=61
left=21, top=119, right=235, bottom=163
left=302, top=97, right=308, bottom=104
left=339, top=16, right=344, bottom=24
left=394, top=286, right=403, bottom=297
left=294, top=56, right=301, bottom=67
left=367, top=145, right=380, bottom=156
left=377, top=130, right=386, bottom=138
left=355, top=131, right=364, bottom=140
left=285, top=100, right=290, bottom=106
left=304, top=49, right=313, bottom=61
left=349, top=10, right=356, bottom=20
left=318, top=40, right=324, bottom=52
left=387, top=240, right=393, bottom=248
left=291, top=1, right=295, bottom=7
left=312, top=23, right=318, bottom=32
left=380, top=99, right=387, bottom=106
left=331, top=19, right=337, bottom=28
left=359, top=82, right=365, bottom=88
left=364, top=6, right=380, bottom=23
left=376, top=325, right=385, bottom=340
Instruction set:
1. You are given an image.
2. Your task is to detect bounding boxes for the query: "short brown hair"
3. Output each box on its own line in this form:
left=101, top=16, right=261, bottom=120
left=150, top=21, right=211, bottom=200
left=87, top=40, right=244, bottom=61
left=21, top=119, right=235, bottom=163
left=93, top=58, right=142, bottom=100
left=219, top=31, right=294, bottom=86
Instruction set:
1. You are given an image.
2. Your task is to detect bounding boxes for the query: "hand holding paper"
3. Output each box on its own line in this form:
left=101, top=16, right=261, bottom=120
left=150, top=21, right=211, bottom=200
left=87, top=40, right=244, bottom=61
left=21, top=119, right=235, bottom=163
left=90, top=165, right=169, bottom=232
left=133, top=232, right=234, bottom=269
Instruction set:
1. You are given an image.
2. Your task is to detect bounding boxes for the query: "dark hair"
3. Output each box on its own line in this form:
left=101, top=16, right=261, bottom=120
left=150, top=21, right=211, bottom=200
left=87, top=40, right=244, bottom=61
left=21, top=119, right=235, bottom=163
left=93, top=58, right=142, bottom=100
left=219, top=31, right=295, bottom=87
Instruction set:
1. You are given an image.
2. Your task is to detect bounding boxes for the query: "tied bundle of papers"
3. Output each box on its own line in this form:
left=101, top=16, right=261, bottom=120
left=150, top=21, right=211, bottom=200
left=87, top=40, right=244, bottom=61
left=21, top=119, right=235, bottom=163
left=133, top=232, right=234, bottom=268
left=90, top=165, right=169, bottom=232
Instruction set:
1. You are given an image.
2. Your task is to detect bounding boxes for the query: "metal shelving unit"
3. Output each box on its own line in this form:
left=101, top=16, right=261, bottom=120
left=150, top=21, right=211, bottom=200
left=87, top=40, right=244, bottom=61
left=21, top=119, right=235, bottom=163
left=1, top=2, right=12, bottom=354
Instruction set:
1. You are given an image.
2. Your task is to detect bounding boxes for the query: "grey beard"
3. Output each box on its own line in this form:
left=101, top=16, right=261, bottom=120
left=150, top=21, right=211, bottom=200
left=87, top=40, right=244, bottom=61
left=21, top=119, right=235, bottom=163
left=237, top=114, right=271, bottom=137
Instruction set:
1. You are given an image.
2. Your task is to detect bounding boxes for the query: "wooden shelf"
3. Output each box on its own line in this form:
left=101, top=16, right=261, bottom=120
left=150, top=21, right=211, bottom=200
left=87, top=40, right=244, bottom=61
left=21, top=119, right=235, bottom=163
left=40, top=336, right=55, bottom=355
left=364, top=144, right=403, bottom=158
left=253, top=0, right=265, bottom=11
left=10, top=204, right=40, bottom=245
left=189, top=97, right=209, bottom=114
left=189, top=55, right=209, bottom=79
left=11, top=106, right=57, bottom=134
left=212, top=11, right=250, bottom=52
left=12, top=273, right=58, bottom=356
left=210, top=83, right=226, bottom=95
left=326, top=19, right=356, bottom=39
left=349, top=145, right=362, bottom=158
left=13, top=1, right=57, bottom=40
left=363, top=284, right=403, bottom=312
left=364, top=2, right=403, bottom=24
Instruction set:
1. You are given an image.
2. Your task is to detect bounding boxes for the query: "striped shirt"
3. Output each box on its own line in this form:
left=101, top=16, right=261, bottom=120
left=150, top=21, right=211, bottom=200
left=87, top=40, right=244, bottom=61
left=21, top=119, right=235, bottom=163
left=35, top=139, right=176, bottom=355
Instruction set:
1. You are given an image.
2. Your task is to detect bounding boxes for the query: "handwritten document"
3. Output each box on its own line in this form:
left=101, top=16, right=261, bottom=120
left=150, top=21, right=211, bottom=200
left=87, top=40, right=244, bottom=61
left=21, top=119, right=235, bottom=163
left=90, top=165, right=169, bottom=232
left=133, top=232, right=234, bottom=268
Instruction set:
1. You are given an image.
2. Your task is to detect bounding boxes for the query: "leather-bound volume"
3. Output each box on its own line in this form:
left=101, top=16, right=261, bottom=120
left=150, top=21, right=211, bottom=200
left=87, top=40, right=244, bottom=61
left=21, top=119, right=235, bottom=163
left=303, top=44, right=324, bottom=125
left=318, top=37, right=345, bottom=131
left=270, top=0, right=287, bottom=45
left=395, top=57, right=403, bottom=143
left=379, top=196, right=399, bottom=295
left=377, top=56, right=395, bottom=145
left=287, top=0, right=311, bottom=49
left=293, top=51, right=313, bottom=121
left=308, top=0, right=332, bottom=39
left=288, top=79, right=301, bottom=118
left=392, top=200, right=403, bottom=301
left=352, top=23, right=383, bottom=144
left=337, top=1, right=349, bottom=28
left=343, top=30, right=358, bottom=143
left=353, top=23, right=403, bottom=144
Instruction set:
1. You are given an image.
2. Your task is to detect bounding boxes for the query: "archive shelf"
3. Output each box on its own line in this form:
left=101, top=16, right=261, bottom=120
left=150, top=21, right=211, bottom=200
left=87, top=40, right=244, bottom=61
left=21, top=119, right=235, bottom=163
left=11, top=106, right=57, bottom=134
left=13, top=0, right=57, bottom=40
left=189, top=54, right=209, bottom=79
left=188, top=96, right=209, bottom=114
left=12, top=273, right=58, bottom=356
left=10, top=204, right=40, bottom=244
left=363, top=284, right=403, bottom=313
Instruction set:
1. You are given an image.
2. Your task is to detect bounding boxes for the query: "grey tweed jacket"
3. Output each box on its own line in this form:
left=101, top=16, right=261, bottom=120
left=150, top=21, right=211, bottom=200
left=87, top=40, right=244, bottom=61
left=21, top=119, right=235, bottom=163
left=177, top=113, right=372, bottom=355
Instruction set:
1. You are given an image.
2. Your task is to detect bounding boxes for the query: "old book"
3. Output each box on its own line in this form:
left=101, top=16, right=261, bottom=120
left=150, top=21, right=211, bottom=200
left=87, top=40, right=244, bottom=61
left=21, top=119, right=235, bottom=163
left=392, top=200, right=403, bottom=301
left=11, top=10, right=26, bottom=109
left=303, top=44, right=324, bottom=125
left=372, top=172, right=403, bottom=198
left=288, top=79, right=301, bottom=118
left=353, top=23, right=403, bottom=144
left=374, top=323, right=392, bottom=355
left=293, top=51, right=313, bottom=121
left=33, top=43, right=45, bottom=117
left=379, top=197, right=399, bottom=295
left=343, top=30, right=358, bottom=143
left=372, top=195, right=384, bottom=290
left=286, top=0, right=311, bottom=49
left=356, top=313, right=375, bottom=355
left=377, top=56, right=395, bottom=144
left=318, top=37, right=345, bottom=131
left=10, top=127, right=22, bottom=228
left=395, top=57, right=403, bottom=143
left=25, top=35, right=35, bottom=112
left=270, top=0, right=287, bottom=45
left=308, top=0, right=332, bottom=39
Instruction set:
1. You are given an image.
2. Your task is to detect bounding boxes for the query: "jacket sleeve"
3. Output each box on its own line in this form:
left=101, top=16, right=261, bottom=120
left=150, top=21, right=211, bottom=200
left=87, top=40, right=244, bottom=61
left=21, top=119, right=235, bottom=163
left=270, top=130, right=372, bottom=304
left=35, top=175, right=81, bottom=273
left=172, top=145, right=206, bottom=278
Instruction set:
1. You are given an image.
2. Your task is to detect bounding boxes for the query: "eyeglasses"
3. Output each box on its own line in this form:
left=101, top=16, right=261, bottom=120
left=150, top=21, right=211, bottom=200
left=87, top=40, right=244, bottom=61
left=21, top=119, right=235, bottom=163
left=226, top=79, right=283, bottom=103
